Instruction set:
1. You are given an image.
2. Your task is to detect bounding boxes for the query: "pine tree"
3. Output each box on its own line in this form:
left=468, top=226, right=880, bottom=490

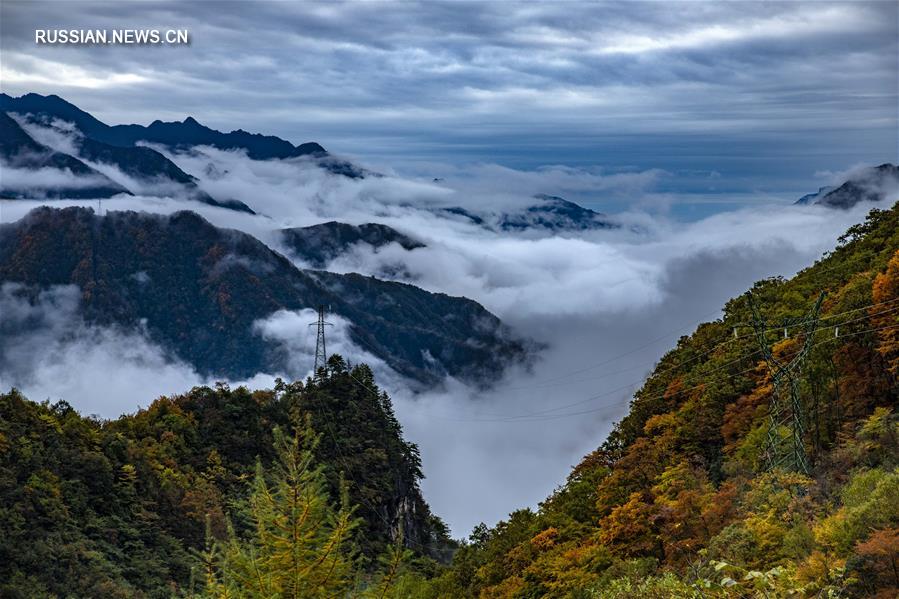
left=201, top=422, right=359, bottom=598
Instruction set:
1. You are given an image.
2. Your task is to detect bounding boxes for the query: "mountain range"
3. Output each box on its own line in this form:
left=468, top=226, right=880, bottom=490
left=2, top=92, right=897, bottom=391
left=3, top=94, right=897, bottom=223
left=0, top=93, right=360, bottom=208
left=1, top=107, right=255, bottom=211
left=0, top=206, right=528, bottom=386
left=0, top=93, right=362, bottom=175
left=2, top=94, right=621, bottom=232
left=0, top=111, right=128, bottom=199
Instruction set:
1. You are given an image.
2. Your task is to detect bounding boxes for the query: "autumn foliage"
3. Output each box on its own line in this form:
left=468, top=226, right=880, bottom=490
left=421, top=205, right=899, bottom=597
left=2, top=205, right=898, bottom=598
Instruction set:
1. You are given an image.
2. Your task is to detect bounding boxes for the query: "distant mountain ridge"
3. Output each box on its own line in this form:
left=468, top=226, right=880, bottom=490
left=441, top=193, right=617, bottom=232
left=0, top=93, right=362, bottom=177
left=501, top=194, right=616, bottom=231
left=72, top=127, right=255, bottom=213
left=3, top=93, right=618, bottom=231
left=0, top=206, right=527, bottom=386
left=0, top=112, right=129, bottom=199
left=2, top=109, right=255, bottom=212
left=280, top=221, right=425, bottom=268
left=795, top=163, right=899, bottom=208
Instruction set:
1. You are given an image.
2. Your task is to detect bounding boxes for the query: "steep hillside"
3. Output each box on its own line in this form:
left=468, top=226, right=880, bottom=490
left=419, top=204, right=899, bottom=598
left=0, top=207, right=528, bottom=386
left=0, top=359, right=452, bottom=597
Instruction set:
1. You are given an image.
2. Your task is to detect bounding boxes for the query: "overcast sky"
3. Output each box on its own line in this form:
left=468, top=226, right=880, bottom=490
left=2, top=0, right=897, bottom=216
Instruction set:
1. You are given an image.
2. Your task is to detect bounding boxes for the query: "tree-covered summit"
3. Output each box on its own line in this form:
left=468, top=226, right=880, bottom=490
left=0, top=356, right=452, bottom=598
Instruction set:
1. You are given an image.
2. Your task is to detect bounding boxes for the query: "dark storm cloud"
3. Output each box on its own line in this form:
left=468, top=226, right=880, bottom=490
left=1, top=1, right=896, bottom=204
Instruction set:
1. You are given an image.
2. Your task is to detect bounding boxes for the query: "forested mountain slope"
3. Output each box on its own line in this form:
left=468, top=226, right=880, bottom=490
left=0, top=359, right=452, bottom=598
left=0, top=206, right=527, bottom=386
left=419, top=204, right=899, bottom=598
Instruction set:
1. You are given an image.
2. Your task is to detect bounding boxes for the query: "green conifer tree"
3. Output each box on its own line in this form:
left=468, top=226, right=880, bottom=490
left=200, top=422, right=359, bottom=598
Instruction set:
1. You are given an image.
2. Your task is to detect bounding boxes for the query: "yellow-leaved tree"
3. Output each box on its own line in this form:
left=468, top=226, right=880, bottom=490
left=198, top=422, right=359, bottom=599
left=872, top=249, right=899, bottom=373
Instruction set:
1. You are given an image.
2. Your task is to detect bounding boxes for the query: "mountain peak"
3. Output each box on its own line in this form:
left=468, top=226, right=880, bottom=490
left=0, top=92, right=108, bottom=136
left=1, top=93, right=360, bottom=176
left=534, top=193, right=566, bottom=202
left=798, top=163, right=899, bottom=209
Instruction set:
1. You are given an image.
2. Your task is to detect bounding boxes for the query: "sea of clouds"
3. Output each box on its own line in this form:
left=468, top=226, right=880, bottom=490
left=0, top=120, right=889, bottom=534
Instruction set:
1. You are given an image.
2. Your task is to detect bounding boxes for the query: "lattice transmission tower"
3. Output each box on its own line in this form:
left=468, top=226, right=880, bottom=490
left=749, top=291, right=825, bottom=474
left=309, top=305, right=332, bottom=381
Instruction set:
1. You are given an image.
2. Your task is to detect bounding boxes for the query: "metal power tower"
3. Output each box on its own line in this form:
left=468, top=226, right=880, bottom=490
left=748, top=292, right=824, bottom=474
left=309, top=305, right=332, bottom=380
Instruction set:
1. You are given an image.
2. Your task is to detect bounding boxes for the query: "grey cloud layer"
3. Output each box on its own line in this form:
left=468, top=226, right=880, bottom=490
left=1, top=1, right=896, bottom=200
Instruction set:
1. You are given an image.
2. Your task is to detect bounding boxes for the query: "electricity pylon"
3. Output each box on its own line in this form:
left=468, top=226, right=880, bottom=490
left=309, top=305, right=332, bottom=381
left=749, top=291, right=825, bottom=474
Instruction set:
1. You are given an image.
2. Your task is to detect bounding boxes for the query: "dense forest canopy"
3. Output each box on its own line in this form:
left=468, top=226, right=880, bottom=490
left=0, top=357, right=452, bottom=597
left=2, top=204, right=898, bottom=598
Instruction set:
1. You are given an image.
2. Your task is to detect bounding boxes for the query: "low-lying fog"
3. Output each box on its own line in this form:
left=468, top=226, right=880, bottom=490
left=0, top=135, right=886, bottom=535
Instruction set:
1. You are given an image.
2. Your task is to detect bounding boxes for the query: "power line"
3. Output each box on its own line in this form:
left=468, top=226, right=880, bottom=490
left=327, top=295, right=899, bottom=416
left=357, top=300, right=898, bottom=425
left=437, top=314, right=899, bottom=424
left=303, top=297, right=899, bottom=545
left=502, top=308, right=728, bottom=390
left=451, top=322, right=899, bottom=424
left=454, top=302, right=899, bottom=422
left=494, top=296, right=899, bottom=394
